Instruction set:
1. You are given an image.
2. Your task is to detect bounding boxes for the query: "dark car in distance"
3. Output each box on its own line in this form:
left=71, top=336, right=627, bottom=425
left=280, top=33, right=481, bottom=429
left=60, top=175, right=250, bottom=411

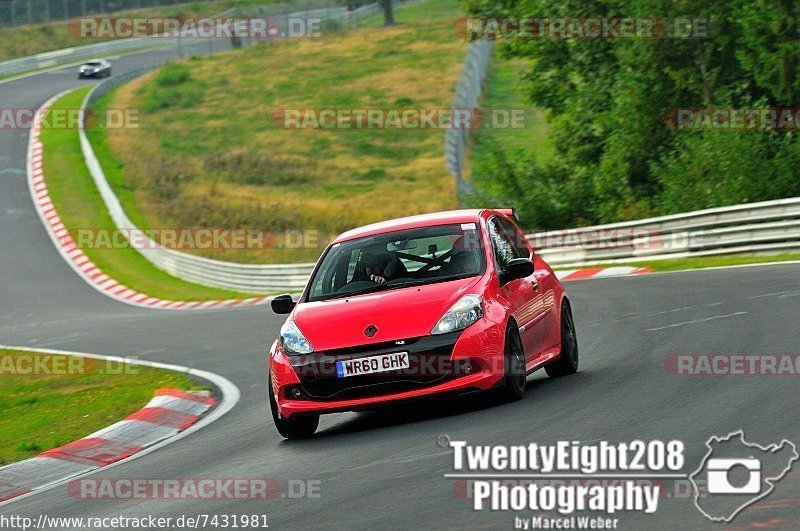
left=78, top=60, right=112, bottom=79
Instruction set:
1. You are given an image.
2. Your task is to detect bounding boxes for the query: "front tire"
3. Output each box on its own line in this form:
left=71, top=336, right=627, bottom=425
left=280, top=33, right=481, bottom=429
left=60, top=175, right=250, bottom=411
left=546, top=301, right=579, bottom=377
left=269, top=378, right=318, bottom=439
left=497, top=324, right=526, bottom=401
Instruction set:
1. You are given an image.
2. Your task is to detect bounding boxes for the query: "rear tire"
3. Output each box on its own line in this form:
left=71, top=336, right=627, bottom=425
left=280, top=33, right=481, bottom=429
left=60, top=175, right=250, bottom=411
left=497, top=324, right=526, bottom=401
left=546, top=301, right=579, bottom=378
left=269, top=378, right=318, bottom=439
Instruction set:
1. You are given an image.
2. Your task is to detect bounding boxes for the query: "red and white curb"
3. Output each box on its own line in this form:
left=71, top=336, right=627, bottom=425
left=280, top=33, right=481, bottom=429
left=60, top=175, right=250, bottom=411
left=0, top=346, right=240, bottom=507
left=27, top=92, right=272, bottom=311
left=556, top=266, right=652, bottom=282
left=0, top=390, right=214, bottom=503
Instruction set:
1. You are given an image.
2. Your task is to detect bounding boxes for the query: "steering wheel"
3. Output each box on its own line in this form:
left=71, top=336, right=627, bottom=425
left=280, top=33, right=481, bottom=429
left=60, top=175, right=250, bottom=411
left=335, top=280, right=378, bottom=293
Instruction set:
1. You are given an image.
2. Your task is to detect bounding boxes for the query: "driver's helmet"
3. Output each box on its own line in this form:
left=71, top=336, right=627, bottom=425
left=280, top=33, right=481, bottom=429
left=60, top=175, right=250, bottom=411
left=362, top=251, right=391, bottom=275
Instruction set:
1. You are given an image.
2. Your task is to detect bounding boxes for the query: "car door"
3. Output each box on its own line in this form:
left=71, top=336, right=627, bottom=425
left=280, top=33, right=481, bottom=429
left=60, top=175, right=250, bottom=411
left=488, top=216, right=549, bottom=363
left=501, top=216, right=559, bottom=354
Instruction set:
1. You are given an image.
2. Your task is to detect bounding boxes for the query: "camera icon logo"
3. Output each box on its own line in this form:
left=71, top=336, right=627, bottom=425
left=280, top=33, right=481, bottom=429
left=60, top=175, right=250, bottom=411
left=706, top=457, right=761, bottom=494
left=690, top=431, right=798, bottom=522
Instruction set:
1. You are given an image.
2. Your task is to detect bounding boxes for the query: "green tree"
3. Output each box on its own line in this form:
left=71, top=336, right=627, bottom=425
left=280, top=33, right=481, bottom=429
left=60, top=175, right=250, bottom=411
left=466, top=0, right=800, bottom=226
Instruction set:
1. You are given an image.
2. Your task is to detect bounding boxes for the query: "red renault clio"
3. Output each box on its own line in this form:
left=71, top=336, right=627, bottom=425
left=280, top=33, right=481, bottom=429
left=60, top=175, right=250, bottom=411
left=268, top=209, right=578, bottom=438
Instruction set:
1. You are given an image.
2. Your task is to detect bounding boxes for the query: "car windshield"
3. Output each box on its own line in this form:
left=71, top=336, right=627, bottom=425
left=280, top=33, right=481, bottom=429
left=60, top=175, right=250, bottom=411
left=306, top=223, right=485, bottom=302
left=85, top=62, right=102, bottom=66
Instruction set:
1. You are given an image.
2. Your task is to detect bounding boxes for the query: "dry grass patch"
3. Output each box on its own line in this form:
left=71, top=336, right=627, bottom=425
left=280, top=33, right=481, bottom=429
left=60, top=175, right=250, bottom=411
left=101, top=0, right=465, bottom=263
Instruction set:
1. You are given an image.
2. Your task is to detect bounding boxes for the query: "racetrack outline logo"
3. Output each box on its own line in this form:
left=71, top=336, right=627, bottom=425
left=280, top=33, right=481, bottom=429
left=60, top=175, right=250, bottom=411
left=689, top=430, right=798, bottom=522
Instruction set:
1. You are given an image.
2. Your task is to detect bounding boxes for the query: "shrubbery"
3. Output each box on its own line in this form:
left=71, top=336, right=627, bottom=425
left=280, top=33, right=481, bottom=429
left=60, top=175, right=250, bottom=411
left=467, top=0, right=800, bottom=228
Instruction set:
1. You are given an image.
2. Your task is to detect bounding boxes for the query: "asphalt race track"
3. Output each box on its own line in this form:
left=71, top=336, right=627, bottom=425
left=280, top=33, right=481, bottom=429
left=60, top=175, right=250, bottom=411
left=2, top=44, right=800, bottom=529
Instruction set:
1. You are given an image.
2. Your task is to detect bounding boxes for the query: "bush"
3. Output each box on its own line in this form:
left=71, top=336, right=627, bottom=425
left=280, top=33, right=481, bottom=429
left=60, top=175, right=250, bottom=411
left=141, top=63, right=203, bottom=111
left=654, top=131, right=800, bottom=214
left=155, top=63, right=192, bottom=87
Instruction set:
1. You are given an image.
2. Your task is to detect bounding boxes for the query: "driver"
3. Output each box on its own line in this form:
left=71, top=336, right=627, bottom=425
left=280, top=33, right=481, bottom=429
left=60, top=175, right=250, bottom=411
left=362, top=251, right=398, bottom=285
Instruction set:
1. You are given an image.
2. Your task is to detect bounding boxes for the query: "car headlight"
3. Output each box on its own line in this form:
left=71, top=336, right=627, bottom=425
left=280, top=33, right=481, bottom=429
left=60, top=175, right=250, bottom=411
left=431, top=295, right=483, bottom=335
left=280, top=320, right=314, bottom=354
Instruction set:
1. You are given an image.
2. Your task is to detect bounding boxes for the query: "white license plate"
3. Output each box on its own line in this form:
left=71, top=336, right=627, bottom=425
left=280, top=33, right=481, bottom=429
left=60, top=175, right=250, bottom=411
left=336, top=352, right=410, bottom=378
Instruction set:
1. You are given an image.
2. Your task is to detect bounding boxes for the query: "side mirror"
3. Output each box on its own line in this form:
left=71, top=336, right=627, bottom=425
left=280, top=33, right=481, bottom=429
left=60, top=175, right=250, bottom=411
left=500, top=258, right=534, bottom=284
left=271, top=294, right=296, bottom=315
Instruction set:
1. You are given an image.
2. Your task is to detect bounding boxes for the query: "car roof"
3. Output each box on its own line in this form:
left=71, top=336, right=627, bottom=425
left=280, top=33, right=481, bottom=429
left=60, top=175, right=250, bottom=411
left=333, top=209, right=500, bottom=243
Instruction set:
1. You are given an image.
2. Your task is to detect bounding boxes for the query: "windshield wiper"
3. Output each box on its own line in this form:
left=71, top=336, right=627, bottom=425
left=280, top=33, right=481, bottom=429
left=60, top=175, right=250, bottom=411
left=326, top=279, right=428, bottom=300
left=386, top=279, right=428, bottom=289
left=326, top=284, right=389, bottom=300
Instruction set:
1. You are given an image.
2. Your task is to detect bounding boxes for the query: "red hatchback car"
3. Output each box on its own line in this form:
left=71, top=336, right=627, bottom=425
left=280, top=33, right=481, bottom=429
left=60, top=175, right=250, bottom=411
left=268, top=209, right=578, bottom=438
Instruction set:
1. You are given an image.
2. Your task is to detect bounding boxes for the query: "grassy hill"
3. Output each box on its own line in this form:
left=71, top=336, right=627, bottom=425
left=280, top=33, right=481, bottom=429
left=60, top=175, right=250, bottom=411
left=98, top=0, right=466, bottom=263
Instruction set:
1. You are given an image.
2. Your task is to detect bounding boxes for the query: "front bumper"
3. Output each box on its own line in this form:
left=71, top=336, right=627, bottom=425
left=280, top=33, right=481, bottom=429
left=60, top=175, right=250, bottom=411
left=269, top=317, right=506, bottom=418
left=79, top=70, right=105, bottom=78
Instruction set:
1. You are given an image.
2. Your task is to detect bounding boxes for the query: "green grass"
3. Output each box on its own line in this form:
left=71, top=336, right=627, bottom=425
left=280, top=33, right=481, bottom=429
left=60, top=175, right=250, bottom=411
left=0, top=0, right=289, bottom=62
left=0, top=349, right=202, bottom=465
left=468, top=54, right=554, bottom=190
left=352, top=0, right=466, bottom=28
left=555, top=253, right=800, bottom=273
left=100, top=0, right=466, bottom=264
left=40, top=87, right=265, bottom=300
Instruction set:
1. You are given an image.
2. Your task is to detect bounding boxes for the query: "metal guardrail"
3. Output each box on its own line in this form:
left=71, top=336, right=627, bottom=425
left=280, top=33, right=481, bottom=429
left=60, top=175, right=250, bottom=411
left=0, top=35, right=173, bottom=78
left=444, top=39, right=493, bottom=199
left=76, top=2, right=393, bottom=293
left=0, top=0, right=341, bottom=29
left=529, top=198, right=800, bottom=267
left=0, top=0, right=355, bottom=78
left=0, top=6, right=248, bottom=78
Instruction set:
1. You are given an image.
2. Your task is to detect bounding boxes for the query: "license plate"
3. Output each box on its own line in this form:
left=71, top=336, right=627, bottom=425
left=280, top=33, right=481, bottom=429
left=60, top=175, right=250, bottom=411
left=336, top=352, right=410, bottom=378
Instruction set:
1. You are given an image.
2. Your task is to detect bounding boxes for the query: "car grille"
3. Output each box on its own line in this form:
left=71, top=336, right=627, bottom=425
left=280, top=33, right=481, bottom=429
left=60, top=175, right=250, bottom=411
left=288, top=332, right=465, bottom=401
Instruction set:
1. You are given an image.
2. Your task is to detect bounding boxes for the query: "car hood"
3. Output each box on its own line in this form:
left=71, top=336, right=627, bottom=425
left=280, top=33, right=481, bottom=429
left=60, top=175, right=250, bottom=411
left=292, top=276, right=482, bottom=351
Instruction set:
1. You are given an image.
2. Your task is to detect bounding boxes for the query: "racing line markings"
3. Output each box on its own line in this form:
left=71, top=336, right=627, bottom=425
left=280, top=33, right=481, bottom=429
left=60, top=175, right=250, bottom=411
left=645, top=311, right=750, bottom=332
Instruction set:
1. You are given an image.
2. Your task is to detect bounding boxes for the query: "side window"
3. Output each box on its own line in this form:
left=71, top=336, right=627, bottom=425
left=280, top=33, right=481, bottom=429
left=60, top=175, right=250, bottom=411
left=497, top=217, right=530, bottom=259
left=488, top=218, right=519, bottom=271
left=311, top=247, right=359, bottom=297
